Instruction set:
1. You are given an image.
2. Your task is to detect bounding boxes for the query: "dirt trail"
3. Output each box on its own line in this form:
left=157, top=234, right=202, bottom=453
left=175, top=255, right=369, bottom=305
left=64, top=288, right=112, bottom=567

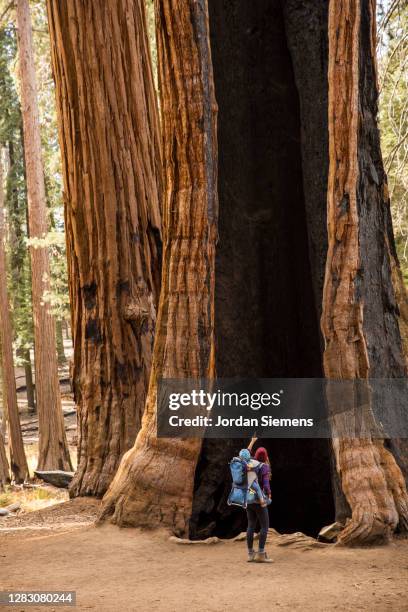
left=1, top=499, right=407, bottom=612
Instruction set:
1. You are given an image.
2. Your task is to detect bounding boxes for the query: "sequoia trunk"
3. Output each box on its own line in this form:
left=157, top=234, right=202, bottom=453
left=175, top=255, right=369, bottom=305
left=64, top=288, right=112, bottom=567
left=16, top=0, right=72, bottom=471
left=0, top=156, right=28, bottom=483
left=99, top=0, right=218, bottom=533
left=47, top=0, right=162, bottom=496
left=321, top=0, right=408, bottom=545
left=101, top=0, right=407, bottom=544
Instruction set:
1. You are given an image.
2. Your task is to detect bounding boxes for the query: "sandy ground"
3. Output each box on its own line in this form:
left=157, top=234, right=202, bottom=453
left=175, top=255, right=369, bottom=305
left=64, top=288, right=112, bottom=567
left=1, top=499, right=407, bottom=612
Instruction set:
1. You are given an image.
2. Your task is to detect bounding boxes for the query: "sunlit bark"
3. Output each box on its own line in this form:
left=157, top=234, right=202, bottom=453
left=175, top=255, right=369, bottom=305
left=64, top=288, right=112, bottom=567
left=47, top=0, right=162, bottom=495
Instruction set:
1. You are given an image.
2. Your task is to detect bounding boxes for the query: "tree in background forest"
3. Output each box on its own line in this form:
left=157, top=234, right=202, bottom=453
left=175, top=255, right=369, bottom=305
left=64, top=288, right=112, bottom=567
left=0, top=3, right=69, bottom=413
left=0, top=155, right=28, bottom=482
left=0, top=424, right=9, bottom=487
left=16, top=0, right=71, bottom=471
left=46, top=0, right=162, bottom=496
left=0, top=24, right=35, bottom=411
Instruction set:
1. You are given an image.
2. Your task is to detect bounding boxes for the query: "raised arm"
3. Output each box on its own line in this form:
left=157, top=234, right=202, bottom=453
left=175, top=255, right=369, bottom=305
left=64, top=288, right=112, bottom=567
left=247, top=436, right=257, bottom=453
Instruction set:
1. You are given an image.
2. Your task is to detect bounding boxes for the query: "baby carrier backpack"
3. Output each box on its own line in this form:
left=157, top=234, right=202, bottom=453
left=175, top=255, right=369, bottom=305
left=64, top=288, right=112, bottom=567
left=227, top=457, right=264, bottom=509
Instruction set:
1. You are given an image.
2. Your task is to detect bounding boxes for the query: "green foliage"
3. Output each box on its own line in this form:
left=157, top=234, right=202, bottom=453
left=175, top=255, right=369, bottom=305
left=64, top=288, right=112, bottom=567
left=0, top=24, right=34, bottom=356
left=378, top=1, right=408, bottom=280
left=0, top=0, right=70, bottom=373
left=30, top=0, right=70, bottom=323
left=28, top=231, right=70, bottom=319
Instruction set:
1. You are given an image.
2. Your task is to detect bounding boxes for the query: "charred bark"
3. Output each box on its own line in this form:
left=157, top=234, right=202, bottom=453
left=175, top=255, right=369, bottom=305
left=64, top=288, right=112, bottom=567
left=47, top=0, right=162, bottom=496
left=99, top=0, right=218, bottom=534
left=191, top=0, right=334, bottom=539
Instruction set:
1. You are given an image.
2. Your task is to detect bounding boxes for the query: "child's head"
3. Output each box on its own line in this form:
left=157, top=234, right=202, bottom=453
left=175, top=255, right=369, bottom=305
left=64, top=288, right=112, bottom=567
left=239, top=449, right=251, bottom=461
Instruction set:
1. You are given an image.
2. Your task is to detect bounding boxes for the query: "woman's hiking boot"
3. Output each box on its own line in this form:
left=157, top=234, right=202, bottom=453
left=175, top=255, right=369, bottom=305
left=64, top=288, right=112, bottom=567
left=247, top=550, right=256, bottom=562
left=254, top=551, right=273, bottom=563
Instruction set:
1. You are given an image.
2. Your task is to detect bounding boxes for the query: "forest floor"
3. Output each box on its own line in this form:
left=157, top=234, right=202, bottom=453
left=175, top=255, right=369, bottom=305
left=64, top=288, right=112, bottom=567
left=1, top=498, right=407, bottom=612
left=1, top=336, right=77, bottom=514
left=2, top=340, right=408, bottom=610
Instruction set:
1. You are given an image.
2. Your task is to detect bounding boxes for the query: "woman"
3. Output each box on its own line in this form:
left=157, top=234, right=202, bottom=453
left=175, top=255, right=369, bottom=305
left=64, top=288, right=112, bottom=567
left=246, top=438, right=272, bottom=563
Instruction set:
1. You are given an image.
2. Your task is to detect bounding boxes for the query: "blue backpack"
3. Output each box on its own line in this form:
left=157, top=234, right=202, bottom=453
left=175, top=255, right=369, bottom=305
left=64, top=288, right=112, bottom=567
left=230, top=457, right=247, bottom=486
left=227, top=457, right=265, bottom=509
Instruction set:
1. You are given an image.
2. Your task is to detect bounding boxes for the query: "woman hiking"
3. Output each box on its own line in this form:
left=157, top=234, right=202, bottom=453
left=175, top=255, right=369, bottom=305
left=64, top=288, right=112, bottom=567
left=246, top=437, right=272, bottom=563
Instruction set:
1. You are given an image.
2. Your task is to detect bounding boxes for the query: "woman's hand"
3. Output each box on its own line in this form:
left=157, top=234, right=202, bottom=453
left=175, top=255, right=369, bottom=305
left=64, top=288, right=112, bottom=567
left=248, top=436, right=257, bottom=452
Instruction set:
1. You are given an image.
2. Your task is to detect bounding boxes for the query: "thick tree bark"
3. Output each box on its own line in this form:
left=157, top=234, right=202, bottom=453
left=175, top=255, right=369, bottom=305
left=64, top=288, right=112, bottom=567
left=321, top=0, right=408, bottom=545
left=0, top=157, right=29, bottom=483
left=16, top=0, right=72, bottom=472
left=46, top=0, right=162, bottom=496
left=95, top=0, right=406, bottom=545
left=99, top=0, right=218, bottom=534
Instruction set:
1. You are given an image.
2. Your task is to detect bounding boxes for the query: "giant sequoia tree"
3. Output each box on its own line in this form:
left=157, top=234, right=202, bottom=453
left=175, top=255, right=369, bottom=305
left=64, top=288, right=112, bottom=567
left=98, top=0, right=408, bottom=546
left=46, top=0, right=162, bottom=496
left=100, top=0, right=218, bottom=532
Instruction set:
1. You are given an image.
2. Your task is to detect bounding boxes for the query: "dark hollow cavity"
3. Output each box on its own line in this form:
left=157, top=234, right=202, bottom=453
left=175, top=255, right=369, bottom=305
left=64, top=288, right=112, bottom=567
left=191, top=0, right=336, bottom=539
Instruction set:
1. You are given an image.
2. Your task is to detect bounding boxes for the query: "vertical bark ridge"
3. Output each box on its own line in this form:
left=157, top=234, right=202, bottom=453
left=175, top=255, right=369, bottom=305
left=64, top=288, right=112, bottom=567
left=47, top=0, right=162, bottom=496
left=322, top=0, right=408, bottom=545
left=99, top=0, right=218, bottom=535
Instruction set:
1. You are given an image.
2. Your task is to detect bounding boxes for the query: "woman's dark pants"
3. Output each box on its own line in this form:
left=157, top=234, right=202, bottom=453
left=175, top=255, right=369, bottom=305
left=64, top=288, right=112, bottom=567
left=246, top=504, right=269, bottom=552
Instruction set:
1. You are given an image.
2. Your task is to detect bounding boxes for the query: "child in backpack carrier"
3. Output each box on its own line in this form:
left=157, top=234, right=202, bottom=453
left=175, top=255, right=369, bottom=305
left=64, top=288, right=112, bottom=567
left=238, top=449, right=267, bottom=507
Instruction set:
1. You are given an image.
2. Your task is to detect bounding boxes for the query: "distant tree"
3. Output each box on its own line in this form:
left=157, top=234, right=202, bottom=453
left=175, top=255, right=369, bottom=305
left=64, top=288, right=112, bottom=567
left=0, top=25, right=35, bottom=411
left=0, top=426, right=10, bottom=488
left=16, top=0, right=71, bottom=470
left=0, top=154, right=28, bottom=482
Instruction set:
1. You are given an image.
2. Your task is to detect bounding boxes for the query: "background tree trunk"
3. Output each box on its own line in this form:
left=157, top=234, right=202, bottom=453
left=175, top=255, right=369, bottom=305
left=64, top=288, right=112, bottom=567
left=55, top=319, right=65, bottom=365
left=16, top=0, right=72, bottom=472
left=16, top=347, right=35, bottom=412
left=46, top=0, right=162, bottom=496
left=99, top=0, right=218, bottom=534
left=0, top=155, right=28, bottom=483
left=321, top=0, right=408, bottom=545
left=0, top=427, right=10, bottom=489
